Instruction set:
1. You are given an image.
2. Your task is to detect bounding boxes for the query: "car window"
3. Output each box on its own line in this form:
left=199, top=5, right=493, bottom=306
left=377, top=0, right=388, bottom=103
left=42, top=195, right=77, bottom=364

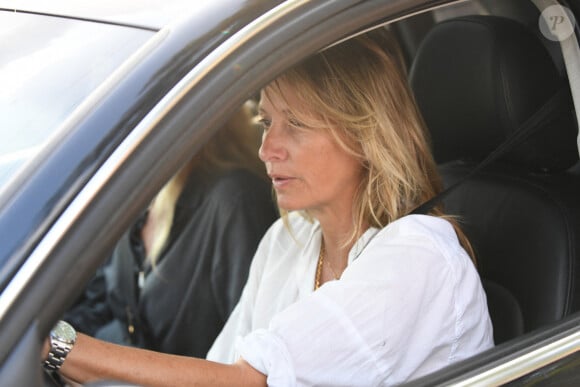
left=0, top=11, right=153, bottom=188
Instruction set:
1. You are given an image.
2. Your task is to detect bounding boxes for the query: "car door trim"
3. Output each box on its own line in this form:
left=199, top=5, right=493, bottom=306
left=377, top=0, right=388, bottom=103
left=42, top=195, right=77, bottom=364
left=445, top=329, right=580, bottom=386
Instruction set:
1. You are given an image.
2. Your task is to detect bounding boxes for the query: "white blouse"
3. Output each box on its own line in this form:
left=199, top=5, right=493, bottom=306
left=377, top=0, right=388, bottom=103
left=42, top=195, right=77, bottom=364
left=207, top=213, right=494, bottom=386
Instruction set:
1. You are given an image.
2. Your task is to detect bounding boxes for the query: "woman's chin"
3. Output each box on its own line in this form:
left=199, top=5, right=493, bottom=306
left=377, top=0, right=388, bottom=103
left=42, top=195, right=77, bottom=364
left=276, top=199, right=303, bottom=213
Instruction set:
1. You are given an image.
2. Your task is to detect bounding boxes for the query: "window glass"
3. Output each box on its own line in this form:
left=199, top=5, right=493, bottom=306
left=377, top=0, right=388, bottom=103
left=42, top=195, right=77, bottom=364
left=0, top=11, right=153, bottom=187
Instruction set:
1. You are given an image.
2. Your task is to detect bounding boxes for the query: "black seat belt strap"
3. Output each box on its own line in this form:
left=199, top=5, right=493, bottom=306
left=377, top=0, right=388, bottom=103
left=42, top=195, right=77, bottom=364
left=411, top=85, right=571, bottom=215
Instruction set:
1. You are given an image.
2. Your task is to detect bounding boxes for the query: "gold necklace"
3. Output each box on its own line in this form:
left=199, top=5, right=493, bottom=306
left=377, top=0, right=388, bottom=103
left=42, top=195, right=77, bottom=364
left=314, top=239, right=340, bottom=290
left=314, top=241, right=324, bottom=290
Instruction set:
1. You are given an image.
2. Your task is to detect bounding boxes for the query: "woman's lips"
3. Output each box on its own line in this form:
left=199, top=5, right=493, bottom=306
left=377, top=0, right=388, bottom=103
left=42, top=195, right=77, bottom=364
left=269, top=175, right=294, bottom=189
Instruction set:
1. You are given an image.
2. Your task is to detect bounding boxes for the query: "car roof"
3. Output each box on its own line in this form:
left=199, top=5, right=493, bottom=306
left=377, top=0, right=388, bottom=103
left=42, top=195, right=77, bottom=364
left=0, top=0, right=202, bottom=30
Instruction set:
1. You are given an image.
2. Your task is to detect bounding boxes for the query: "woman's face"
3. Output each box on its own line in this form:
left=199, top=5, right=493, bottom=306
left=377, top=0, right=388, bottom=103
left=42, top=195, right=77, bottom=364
left=258, top=85, right=363, bottom=217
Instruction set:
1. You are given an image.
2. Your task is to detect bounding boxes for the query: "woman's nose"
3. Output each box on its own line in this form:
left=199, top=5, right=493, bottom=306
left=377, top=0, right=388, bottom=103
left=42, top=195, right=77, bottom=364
left=259, top=127, right=286, bottom=162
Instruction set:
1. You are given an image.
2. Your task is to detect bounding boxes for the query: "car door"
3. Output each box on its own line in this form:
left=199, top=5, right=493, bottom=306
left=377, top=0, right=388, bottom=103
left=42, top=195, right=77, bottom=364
left=0, top=0, right=579, bottom=385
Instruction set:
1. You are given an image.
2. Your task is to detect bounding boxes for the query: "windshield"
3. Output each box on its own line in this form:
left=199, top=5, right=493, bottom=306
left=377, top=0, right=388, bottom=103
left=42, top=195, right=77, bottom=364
left=0, top=11, right=153, bottom=188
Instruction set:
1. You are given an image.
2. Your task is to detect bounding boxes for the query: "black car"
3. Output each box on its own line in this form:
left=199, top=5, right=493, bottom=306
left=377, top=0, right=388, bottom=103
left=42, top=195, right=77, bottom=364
left=1, top=0, right=579, bottom=385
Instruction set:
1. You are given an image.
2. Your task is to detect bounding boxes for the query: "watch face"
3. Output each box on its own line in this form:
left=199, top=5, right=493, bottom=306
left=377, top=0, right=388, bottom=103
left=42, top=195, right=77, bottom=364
left=51, top=320, right=76, bottom=344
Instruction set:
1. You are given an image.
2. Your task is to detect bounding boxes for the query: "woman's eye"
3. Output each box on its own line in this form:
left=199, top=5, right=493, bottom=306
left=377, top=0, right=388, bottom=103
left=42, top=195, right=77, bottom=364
left=258, top=118, right=272, bottom=130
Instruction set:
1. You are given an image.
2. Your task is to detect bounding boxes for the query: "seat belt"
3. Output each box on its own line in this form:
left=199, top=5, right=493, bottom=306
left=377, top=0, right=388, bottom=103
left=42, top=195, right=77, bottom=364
left=411, top=85, right=572, bottom=215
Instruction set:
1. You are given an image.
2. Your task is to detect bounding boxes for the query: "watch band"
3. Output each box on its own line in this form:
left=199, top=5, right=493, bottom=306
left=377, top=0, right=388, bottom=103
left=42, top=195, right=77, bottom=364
left=44, top=344, right=71, bottom=371
left=43, top=320, right=76, bottom=372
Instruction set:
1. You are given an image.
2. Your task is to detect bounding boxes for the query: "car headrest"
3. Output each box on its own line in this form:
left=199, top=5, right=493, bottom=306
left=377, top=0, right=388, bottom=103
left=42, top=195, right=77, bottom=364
left=409, top=15, right=578, bottom=172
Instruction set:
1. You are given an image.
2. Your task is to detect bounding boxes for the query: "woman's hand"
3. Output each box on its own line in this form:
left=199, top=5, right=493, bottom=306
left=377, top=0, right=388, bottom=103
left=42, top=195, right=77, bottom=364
left=42, top=337, right=49, bottom=360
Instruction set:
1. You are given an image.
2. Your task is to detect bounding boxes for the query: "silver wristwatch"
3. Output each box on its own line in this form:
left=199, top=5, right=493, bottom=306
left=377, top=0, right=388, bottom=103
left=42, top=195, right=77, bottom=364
left=44, top=320, right=77, bottom=372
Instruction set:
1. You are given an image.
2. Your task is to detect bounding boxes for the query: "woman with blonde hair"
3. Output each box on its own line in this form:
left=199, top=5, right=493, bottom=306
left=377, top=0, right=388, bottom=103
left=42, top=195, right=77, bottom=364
left=64, top=102, right=278, bottom=358
left=46, top=28, right=492, bottom=386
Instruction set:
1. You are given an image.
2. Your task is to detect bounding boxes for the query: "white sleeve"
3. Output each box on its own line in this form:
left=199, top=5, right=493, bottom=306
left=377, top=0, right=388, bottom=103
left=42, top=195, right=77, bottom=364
left=238, top=280, right=391, bottom=386
left=236, top=216, right=493, bottom=386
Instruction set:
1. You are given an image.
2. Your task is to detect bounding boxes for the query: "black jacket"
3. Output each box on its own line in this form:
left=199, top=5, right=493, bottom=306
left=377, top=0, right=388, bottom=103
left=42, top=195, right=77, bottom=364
left=65, top=168, right=278, bottom=357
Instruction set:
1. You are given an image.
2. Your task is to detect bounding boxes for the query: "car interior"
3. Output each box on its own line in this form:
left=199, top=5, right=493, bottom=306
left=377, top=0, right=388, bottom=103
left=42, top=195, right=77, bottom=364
left=390, top=0, right=580, bottom=348
left=113, top=0, right=580, bottom=358
left=27, top=0, right=580, bottom=385
left=133, top=0, right=579, bottom=357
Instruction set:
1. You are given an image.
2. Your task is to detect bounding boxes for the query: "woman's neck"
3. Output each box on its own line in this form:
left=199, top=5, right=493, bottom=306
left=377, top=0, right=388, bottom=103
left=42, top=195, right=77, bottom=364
left=316, top=212, right=358, bottom=274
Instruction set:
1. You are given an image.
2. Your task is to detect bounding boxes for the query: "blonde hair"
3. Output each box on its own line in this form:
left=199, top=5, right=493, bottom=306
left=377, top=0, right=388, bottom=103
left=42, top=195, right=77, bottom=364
left=146, top=102, right=266, bottom=264
left=265, top=28, right=474, bottom=261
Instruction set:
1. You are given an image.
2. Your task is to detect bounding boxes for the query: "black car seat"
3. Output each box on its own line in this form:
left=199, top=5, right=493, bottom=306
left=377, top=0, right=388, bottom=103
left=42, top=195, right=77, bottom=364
left=409, top=15, right=580, bottom=345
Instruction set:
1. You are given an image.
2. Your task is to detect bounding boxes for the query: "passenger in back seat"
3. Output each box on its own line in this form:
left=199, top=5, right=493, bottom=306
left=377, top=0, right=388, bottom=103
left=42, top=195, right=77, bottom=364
left=64, top=103, right=279, bottom=358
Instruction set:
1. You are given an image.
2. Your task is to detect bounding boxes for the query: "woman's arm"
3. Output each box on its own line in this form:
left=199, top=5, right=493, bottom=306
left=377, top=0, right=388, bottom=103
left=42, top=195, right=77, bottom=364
left=56, top=333, right=267, bottom=387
